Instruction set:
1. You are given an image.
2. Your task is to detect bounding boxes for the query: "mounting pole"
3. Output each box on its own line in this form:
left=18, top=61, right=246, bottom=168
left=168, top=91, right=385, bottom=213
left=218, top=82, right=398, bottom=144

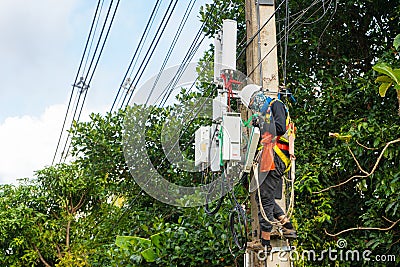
left=244, top=0, right=290, bottom=266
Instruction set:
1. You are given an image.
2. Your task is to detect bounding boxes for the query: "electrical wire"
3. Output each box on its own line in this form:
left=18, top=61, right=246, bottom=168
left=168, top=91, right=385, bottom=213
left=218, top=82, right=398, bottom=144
left=156, top=1, right=225, bottom=107
left=82, top=0, right=106, bottom=76
left=52, top=0, right=104, bottom=165
left=283, top=0, right=289, bottom=86
left=302, top=0, right=334, bottom=25
left=60, top=0, right=121, bottom=162
left=247, top=0, right=332, bottom=78
left=118, top=0, right=179, bottom=109
left=148, top=0, right=196, bottom=100
left=77, top=0, right=121, bottom=121
left=317, top=0, right=337, bottom=50
left=236, top=0, right=289, bottom=59
left=110, top=0, right=163, bottom=113
left=158, top=34, right=207, bottom=107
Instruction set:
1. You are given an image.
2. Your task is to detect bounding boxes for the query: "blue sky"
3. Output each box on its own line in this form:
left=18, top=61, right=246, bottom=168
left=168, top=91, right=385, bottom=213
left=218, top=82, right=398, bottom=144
left=0, top=0, right=213, bottom=184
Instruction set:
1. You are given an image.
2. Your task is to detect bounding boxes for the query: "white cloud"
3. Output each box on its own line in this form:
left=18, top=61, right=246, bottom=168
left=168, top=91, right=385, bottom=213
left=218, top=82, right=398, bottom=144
left=0, top=0, right=77, bottom=64
left=0, top=103, right=107, bottom=185
left=0, top=104, right=63, bottom=184
left=0, top=0, right=81, bottom=120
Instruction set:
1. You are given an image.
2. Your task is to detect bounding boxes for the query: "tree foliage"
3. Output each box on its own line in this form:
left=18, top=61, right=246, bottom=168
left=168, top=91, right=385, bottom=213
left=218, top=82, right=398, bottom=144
left=1, top=0, right=400, bottom=266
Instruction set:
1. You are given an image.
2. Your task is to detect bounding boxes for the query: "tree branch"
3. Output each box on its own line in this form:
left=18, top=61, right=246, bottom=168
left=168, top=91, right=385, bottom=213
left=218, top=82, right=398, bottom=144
left=388, top=238, right=400, bottom=250
left=355, top=139, right=377, bottom=150
left=324, top=218, right=400, bottom=237
left=314, top=138, right=400, bottom=194
left=33, top=244, right=51, bottom=267
left=66, top=220, right=71, bottom=252
left=73, top=191, right=87, bottom=213
left=347, top=145, right=368, bottom=174
left=56, top=244, right=62, bottom=259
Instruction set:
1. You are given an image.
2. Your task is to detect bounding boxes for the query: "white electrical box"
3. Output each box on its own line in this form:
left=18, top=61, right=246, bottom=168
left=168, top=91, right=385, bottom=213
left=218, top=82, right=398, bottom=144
left=244, top=127, right=260, bottom=172
left=212, top=95, right=228, bottom=121
left=209, top=124, right=220, bottom=172
left=221, top=114, right=241, bottom=161
left=195, top=126, right=210, bottom=166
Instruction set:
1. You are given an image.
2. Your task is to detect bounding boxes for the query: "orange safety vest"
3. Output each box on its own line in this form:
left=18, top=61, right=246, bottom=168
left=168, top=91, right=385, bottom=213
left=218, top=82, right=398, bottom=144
left=259, top=99, right=295, bottom=173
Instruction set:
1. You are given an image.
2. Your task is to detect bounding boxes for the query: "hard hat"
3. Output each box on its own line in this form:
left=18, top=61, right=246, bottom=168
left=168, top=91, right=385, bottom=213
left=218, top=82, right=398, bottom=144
left=238, top=84, right=261, bottom=108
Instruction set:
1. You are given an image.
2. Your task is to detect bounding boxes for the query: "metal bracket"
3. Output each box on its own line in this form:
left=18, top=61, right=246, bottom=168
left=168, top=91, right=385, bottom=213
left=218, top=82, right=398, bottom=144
left=258, top=0, right=274, bottom=6
left=73, top=77, right=89, bottom=93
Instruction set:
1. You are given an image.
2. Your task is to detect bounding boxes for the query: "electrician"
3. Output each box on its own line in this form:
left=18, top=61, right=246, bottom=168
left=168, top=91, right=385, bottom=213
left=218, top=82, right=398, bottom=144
left=249, top=90, right=297, bottom=252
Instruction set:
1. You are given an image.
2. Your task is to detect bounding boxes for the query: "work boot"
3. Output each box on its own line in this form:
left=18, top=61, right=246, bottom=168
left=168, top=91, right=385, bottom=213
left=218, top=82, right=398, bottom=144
left=281, top=227, right=297, bottom=239
left=277, top=215, right=297, bottom=239
left=261, top=238, right=272, bottom=254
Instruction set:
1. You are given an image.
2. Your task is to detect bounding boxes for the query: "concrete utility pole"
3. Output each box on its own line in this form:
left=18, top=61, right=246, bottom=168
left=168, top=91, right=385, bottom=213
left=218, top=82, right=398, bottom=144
left=244, top=0, right=291, bottom=266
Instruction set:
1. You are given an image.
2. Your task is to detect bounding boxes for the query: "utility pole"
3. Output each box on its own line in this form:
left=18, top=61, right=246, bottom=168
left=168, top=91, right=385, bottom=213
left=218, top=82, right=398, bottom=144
left=244, top=0, right=291, bottom=266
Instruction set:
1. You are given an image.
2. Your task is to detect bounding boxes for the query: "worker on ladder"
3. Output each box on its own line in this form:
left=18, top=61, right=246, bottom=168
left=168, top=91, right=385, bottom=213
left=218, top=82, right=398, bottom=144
left=249, top=90, right=297, bottom=252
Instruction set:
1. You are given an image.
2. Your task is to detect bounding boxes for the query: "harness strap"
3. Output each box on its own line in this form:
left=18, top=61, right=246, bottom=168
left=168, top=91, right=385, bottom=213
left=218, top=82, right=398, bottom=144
left=273, top=145, right=291, bottom=173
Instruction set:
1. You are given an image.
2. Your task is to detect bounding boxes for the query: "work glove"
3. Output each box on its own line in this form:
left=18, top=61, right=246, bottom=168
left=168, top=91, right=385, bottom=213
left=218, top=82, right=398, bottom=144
left=252, top=115, right=260, bottom=127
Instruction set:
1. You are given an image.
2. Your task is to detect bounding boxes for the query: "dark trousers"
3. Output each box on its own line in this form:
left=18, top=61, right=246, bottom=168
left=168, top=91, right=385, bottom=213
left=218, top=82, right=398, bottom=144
left=256, top=151, right=286, bottom=233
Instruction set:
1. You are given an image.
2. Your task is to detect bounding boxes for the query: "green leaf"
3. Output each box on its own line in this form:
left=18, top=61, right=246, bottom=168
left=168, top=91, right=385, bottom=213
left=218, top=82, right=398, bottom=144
left=115, top=236, right=151, bottom=250
left=150, top=233, right=162, bottom=249
left=379, top=82, right=392, bottom=97
left=141, top=247, right=158, bottom=262
left=375, top=75, right=393, bottom=83
left=394, top=34, right=400, bottom=50
left=385, top=202, right=395, bottom=214
left=373, top=63, right=400, bottom=84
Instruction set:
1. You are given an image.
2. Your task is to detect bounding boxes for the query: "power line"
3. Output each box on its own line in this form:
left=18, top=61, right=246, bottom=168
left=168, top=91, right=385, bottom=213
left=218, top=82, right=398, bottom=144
left=248, top=0, right=331, bottom=77
left=52, top=0, right=104, bottom=165
left=95, top=1, right=229, bottom=236
left=147, top=0, right=197, bottom=105
left=82, top=0, right=106, bottom=76
left=76, top=0, right=121, bottom=121
left=110, top=0, right=163, bottom=113
left=154, top=3, right=221, bottom=107
left=119, top=0, right=179, bottom=109
left=60, top=0, right=121, bottom=162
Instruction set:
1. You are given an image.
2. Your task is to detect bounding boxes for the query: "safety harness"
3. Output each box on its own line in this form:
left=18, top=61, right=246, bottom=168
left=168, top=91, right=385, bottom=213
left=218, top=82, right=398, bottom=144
left=259, top=98, right=295, bottom=173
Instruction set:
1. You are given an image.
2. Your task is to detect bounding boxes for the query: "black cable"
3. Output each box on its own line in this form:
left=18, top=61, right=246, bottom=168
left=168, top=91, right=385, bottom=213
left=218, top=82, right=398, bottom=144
left=229, top=202, right=247, bottom=251
left=156, top=3, right=216, bottom=107
left=119, top=0, right=179, bottom=109
left=60, top=0, right=121, bottom=162
left=236, top=0, right=287, bottom=59
left=77, top=0, right=121, bottom=120
left=82, top=0, right=106, bottom=75
left=52, top=0, right=103, bottom=165
left=124, top=0, right=179, bottom=106
left=204, top=125, right=224, bottom=216
left=148, top=0, right=196, bottom=103
left=247, top=0, right=327, bottom=78
left=283, top=0, right=290, bottom=86
left=158, top=34, right=207, bottom=107
left=110, top=0, right=162, bottom=113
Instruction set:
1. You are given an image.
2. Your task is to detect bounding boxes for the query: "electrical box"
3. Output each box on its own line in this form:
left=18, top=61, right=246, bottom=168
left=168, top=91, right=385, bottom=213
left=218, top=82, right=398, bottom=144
left=221, top=113, right=241, bottom=161
left=195, top=126, right=210, bottom=166
left=212, top=95, right=228, bottom=121
left=209, top=124, right=220, bottom=172
left=244, top=126, right=260, bottom=173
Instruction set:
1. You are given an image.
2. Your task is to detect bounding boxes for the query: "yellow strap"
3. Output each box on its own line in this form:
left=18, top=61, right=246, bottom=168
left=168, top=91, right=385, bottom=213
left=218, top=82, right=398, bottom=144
left=273, top=145, right=291, bottom=173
